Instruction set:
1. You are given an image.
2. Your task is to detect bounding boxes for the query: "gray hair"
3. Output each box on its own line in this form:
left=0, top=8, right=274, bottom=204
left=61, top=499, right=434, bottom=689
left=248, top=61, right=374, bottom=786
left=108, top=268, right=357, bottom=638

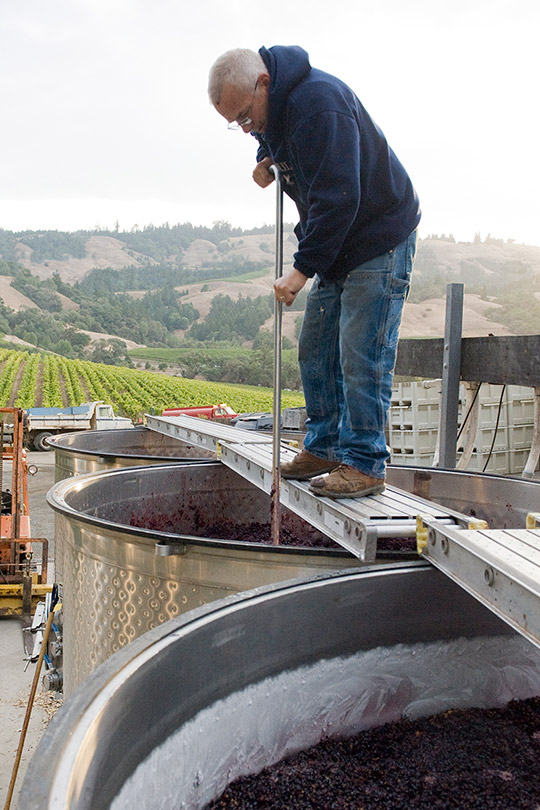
left=208, top=48, right=266, bottom=104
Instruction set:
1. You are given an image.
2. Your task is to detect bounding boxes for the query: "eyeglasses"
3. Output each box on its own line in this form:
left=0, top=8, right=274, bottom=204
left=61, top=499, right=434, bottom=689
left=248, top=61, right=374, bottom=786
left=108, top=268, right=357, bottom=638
left=227, top=115, right=252, bottom=131
left=227, top=81, right=258, bottom=130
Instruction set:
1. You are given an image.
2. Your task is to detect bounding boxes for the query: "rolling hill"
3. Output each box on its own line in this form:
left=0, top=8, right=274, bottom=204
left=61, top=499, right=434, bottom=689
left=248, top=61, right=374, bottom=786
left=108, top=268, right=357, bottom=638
left=1, top=227, right=540, bottom=347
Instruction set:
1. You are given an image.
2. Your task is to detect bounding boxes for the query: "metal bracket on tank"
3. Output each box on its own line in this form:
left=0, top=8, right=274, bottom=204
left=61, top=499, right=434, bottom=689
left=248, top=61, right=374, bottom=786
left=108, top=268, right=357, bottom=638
left=527, top=513, right=540, bottom=529
left=155, top=542, right=187, bottom=557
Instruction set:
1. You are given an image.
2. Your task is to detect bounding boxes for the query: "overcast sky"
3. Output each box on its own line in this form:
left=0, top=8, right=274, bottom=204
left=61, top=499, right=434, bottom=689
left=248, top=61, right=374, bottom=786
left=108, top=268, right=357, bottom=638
left=0, top=0, right=538, bottom=245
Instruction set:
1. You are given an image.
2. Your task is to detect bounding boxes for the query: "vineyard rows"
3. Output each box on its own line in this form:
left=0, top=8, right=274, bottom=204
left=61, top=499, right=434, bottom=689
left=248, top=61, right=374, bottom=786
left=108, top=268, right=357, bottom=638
left=0, top=348, right=304, bottom=419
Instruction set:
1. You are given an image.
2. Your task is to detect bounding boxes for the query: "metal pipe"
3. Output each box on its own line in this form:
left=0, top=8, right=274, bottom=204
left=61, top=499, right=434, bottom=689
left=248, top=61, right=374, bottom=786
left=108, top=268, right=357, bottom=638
left=439, top=283, right=464, bottom=468
left=270, top=164, right=283, bottom=546
left=367, top=518, right=456, bottom=538
left=522, top=386, right=540, bottom=478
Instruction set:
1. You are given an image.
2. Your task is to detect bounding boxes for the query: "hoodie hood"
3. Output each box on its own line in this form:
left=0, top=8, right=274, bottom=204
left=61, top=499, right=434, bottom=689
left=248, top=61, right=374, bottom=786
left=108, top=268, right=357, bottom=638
left=259, top=45, right=311, bottom=139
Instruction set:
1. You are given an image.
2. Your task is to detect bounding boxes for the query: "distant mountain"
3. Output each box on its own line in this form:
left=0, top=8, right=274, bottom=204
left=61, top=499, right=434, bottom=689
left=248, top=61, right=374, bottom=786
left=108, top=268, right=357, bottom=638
left=9, top=234, right=155, bottom=282
left=2, top=226, right=539, bottom=291
left=0, top=222, right=283, bottom=282
left=414, top=236, right=540, bottom=293
left=1, top=226, right=539, bottom=344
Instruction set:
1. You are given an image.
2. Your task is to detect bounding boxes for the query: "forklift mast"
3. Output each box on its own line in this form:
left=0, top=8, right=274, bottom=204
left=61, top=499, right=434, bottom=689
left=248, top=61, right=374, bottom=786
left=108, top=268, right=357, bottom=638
left=0, top=408, right=50, bottom=616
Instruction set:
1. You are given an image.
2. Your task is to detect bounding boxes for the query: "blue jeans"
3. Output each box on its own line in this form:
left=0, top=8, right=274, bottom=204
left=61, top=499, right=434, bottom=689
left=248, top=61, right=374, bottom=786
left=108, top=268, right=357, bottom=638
left=298, top=230, right=417, bottom=479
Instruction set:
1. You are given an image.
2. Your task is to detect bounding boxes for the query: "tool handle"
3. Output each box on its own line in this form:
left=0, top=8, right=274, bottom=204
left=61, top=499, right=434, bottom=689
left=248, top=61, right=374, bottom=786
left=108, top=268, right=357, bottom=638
left=4, top=586, right=58, bottom=810
left=270, top=164, right=283, bottom=546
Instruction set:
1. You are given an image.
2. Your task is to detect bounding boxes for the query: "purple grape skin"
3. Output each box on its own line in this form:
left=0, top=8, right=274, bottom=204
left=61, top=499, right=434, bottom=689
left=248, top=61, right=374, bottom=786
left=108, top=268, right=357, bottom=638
left=204, top=697, right=540, bottom=810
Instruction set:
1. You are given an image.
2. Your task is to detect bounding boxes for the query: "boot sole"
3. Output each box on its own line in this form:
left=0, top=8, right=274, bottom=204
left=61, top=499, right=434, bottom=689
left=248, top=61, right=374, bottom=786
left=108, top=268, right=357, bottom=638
left=309, top=483, right=386, bottom=498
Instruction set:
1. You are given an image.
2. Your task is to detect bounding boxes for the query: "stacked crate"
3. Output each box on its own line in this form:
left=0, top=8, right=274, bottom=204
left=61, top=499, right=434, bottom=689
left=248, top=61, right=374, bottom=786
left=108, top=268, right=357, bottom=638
left=388, top=382, right=536, bottom=475
left=387, top=382, right=441, bottom=467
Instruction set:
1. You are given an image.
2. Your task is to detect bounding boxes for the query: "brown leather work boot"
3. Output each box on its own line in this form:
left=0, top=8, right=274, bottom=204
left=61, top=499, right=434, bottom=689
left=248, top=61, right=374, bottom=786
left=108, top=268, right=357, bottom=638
left=280, top=450, right=340, bottom=480
left=309, top=464, right=385, bottom=498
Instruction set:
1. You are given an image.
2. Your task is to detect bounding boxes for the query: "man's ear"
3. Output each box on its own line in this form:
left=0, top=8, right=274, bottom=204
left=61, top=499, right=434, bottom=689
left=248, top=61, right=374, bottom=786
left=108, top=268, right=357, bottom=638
left=258, top=72, right=271, bottom=88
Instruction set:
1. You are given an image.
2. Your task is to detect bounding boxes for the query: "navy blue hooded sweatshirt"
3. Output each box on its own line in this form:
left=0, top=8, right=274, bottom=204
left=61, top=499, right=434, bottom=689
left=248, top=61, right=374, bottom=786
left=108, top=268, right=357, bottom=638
left=255, top=46, right=421, bottom=283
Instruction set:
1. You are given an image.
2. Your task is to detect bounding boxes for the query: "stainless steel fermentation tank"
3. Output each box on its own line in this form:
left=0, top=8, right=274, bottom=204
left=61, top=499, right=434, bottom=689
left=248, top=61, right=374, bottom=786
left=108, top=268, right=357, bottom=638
left=49, top=461, right=397, bottom=692
left=48, top=449, right=540, bottom=693
left=21, top=565, right=540, bottom=810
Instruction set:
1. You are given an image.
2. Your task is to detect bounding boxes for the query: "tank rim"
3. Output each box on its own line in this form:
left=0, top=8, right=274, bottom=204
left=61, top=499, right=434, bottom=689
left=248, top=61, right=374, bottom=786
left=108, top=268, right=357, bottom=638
left=47, top=427, right=215, bottom=463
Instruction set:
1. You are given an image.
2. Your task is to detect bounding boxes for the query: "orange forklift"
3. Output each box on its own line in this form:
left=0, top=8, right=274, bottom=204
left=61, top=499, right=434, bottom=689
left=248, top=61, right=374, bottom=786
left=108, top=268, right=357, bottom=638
left=0, top=408, right=51, bottom=617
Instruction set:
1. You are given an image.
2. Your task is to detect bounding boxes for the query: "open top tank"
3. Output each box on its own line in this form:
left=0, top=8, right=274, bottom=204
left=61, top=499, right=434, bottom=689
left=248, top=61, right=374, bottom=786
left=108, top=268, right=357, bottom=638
left=21, top=565, right=540, bottom=810
left=48, top=426, right=215, bottom=479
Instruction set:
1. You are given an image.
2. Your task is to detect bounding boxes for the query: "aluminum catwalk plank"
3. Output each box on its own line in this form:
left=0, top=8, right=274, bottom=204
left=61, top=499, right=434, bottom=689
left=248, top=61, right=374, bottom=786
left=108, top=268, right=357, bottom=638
left=146, top=415, right=470, bottom=560
left=417, top=516, right=540, bottom=649
left=146, top=413, right=273, bottom=453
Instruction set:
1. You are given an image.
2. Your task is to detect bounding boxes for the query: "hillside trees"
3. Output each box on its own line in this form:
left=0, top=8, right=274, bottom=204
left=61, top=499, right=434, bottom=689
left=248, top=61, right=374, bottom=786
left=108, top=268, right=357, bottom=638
left=11, top=270, right=63, bottom=312
left=188, top=293, right=273, bottom=342
left=89, top=338, right=134, bottom=366
left=75, top=264, right=187, bottom=295
left=0, top=232, right=20, bottom=263
left=142, top=286, right=200, bottom=331
left=8, top=309, right=91, bottom=355
left=64, top=295, right=174, bottom=346
left=105, top=220, right=247, bottom=260
left=1, top=263, right=278, bottom=357
left=75, top=253, right=270, bottom=295
left=487, top=282, right=540, bottom=334
left=0, top=221, right=297, bottom=274
left=0, top=301, right=10, bottom=335
left=0, top=231, right=86, bottom=263
left=51, top=271, right=74, bottom=297
left=18, top=231, right=87, bottom=262
left=166, top=342, right=301, bottom=389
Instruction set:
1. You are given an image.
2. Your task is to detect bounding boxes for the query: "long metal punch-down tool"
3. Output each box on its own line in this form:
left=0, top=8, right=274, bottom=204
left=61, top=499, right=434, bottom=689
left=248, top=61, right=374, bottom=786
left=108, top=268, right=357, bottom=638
left=270, top=163, right=283, bottom=545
